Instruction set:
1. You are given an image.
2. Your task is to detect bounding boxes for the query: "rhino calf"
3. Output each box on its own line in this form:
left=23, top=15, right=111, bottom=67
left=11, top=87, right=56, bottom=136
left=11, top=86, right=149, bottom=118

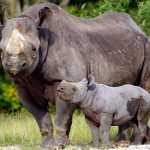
left=56, top=76, right=150, bottom=146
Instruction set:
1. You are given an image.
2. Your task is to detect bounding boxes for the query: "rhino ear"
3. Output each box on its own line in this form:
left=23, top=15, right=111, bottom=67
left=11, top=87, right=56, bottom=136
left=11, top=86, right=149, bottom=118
left=0, top=6, right=8, bottom=25
left=87, top=75, right=96, bottom=91
left=36, top=6, right=52, bottom=27
left=0, top=6, right=7, bottom=39
left=0, top=25, right=4, bottom=40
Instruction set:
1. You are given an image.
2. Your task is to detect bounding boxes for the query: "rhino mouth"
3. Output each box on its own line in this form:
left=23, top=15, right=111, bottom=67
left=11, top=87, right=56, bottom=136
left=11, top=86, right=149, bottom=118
left=56, top=89, right=72, bottom=101
left=8, top=69, right=27, bottom=77
left=56, top=89, right=66, bottom=98
left=56, top=89, right=64, bottom=94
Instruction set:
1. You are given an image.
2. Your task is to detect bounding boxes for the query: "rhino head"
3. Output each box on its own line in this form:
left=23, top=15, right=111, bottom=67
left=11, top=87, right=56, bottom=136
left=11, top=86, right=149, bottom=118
left=56, top=75, right=97, bottom=103
left=0, top=6, right=51, bottom=76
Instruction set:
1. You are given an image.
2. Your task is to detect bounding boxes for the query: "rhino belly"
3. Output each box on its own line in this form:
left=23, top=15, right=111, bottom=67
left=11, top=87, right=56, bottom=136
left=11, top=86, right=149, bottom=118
left=112, top=113, right=133, bottom=126
left=84, top=109, right=100, bottom=127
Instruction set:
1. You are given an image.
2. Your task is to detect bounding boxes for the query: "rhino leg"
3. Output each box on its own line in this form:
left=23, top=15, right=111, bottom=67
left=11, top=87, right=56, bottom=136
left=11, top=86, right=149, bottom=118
left=99, top=113, right=112, bottom=145
left=116, top=123, right=130, bottom=142
left=133, top=98, right=150, bottom=144
left=86, top=118, right=99, bottom=147
left=140, top=41, right=150, bottom=143
left=130, top=123, right=142, bottom=144
left=132, top=119, right=148, bottom=144
left=16, top=86, right=54, bottom=147
left=55, top=98, right=75, bottom=146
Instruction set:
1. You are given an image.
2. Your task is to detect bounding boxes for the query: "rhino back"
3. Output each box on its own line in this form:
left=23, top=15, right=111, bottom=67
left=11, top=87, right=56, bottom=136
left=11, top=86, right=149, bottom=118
left=22, top=3, right=146, bottom=85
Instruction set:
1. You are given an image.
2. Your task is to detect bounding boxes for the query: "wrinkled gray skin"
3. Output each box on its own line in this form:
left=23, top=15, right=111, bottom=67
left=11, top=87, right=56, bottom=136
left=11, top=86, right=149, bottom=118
left=57, top=76, right=150, bottom=146
left=0, top=2, right=150, bottom=147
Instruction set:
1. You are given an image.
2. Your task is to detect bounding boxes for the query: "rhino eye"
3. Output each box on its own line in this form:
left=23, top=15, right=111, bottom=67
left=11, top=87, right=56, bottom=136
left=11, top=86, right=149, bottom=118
left=32, top=47, right=36, bottom=52
left=31, top=44, right=36, bottom=52
left=0, top=47, right=3, bottom=52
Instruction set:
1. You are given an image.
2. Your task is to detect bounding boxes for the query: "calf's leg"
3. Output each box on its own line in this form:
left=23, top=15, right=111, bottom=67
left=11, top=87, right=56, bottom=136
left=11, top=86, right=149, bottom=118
left=133, top=119, right=149, bottom=144
left=136, top=114, right=149, bottom=144
left=134, top=99, right=150, bottom=144
left=99, top=113, right=112, bottom=145
left=117, top=123, right=130, bottom=142
left=86, top=118, right=99, bottom=147
left=117, top=121, right=138, bottom=143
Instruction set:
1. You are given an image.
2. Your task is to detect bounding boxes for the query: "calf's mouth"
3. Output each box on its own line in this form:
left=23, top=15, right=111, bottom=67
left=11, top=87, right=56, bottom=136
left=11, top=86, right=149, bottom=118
left=56, top=89, right=71, bottom=101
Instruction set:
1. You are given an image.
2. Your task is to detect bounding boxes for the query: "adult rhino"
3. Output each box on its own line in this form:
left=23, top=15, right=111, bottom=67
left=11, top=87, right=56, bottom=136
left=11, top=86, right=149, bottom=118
left=0, top=2, right=150, bottom=147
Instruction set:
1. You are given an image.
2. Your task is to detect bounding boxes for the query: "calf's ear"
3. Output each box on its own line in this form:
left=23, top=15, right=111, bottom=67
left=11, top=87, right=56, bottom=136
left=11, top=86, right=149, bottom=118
left=36, top=6, right=52, bottom=27
left=87, top=75, right=96, bottom=91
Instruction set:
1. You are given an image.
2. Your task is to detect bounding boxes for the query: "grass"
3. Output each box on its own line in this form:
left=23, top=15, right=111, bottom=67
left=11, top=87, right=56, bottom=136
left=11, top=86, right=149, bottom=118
left=0, top=109, right=119, bottom=148
left=0, top=110, right=41, bottom=146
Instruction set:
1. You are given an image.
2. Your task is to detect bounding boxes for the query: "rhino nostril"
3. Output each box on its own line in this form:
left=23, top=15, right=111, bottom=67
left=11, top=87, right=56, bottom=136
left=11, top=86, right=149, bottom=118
left=5, top=62, right=11, bottom=68
left=60, top=87, right=64, bottom=90
left=57, top=87, right=64, bottom=92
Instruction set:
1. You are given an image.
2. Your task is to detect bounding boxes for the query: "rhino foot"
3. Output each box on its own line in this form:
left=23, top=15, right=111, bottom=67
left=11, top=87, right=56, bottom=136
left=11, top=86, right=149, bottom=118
left=41, top=135, right=69, bottom=148
left=89, top=141, right=99, bottom=148
left=54, top=135, right=69, bottom=146
left=40, top=136, right=56, bottom=148
left=54, top=126, right=70, bottom=146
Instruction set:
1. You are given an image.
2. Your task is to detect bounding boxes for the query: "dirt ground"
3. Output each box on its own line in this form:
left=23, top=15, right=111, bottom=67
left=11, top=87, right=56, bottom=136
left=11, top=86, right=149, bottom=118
left=1, top=145, right=150, bottom=150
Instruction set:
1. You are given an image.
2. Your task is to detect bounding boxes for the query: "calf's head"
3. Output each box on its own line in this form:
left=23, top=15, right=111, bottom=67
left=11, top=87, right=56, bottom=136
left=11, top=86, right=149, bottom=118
left=0, top=7, right=51, bottom=76
left=56, top=75, right=97, bottom=103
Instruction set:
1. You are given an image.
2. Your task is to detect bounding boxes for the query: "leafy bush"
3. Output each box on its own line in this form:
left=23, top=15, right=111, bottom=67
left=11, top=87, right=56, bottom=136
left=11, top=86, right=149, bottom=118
left=67, top=0, right=150, bottom=36
left=136, top=0, right=150, bottom=36
left=67, top=0, right=131, bottom=17
left=0, top=72, right=21, bottom=112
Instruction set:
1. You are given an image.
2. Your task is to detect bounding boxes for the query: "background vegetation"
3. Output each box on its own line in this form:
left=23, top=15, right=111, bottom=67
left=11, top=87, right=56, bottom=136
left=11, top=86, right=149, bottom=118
left=0, top=0, right=150, bottom=112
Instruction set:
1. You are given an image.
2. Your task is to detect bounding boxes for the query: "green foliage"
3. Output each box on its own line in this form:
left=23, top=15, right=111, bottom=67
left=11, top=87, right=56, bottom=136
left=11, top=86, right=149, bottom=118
left=136, top=0, right=150, bottom=36
left=0, top=72, right=21, bottom=112
left=67, top=0, right=150, bottom=36
left=67, top=0, right=131, bottom=18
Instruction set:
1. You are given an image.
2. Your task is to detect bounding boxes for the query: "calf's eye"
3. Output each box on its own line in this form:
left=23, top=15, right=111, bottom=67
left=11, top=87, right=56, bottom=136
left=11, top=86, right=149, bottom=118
left=72, top=87, right=77, bottom=92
